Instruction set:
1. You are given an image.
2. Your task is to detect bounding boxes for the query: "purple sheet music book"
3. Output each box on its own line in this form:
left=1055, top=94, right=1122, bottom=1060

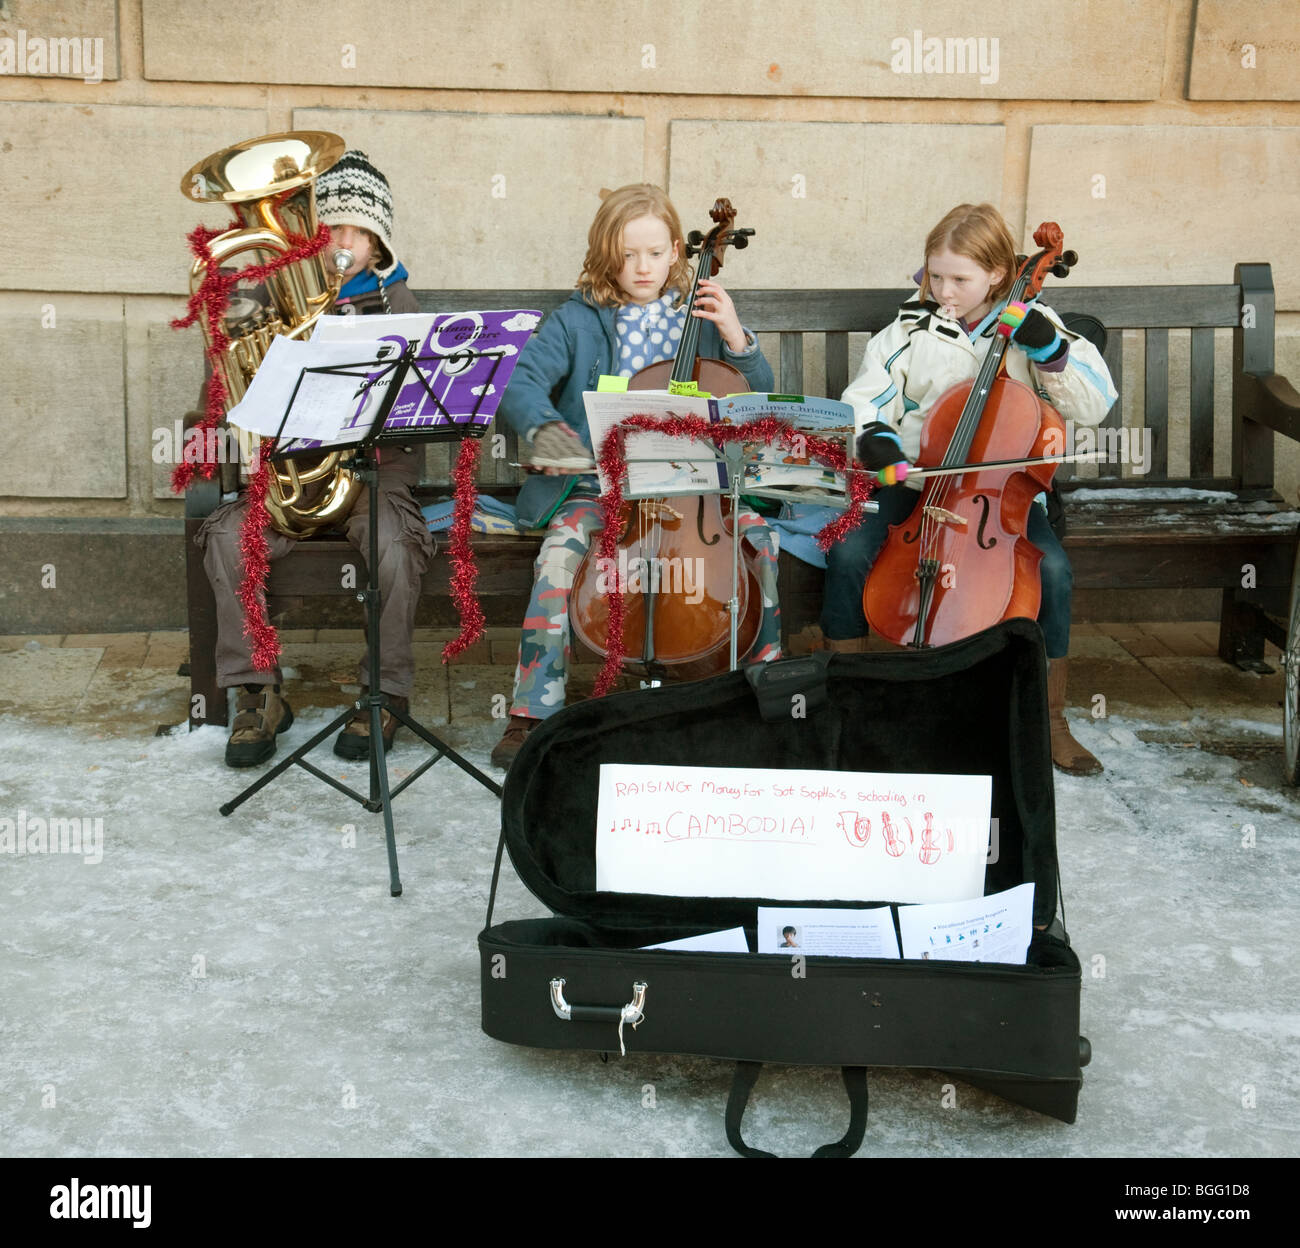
left=302, top=309, right=541, bottom=447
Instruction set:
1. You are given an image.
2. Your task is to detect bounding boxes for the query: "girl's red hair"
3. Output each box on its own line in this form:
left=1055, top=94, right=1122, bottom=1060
left=577, top=184, right=692, bottom=307
left=919, top=203, right=1019, bottom=305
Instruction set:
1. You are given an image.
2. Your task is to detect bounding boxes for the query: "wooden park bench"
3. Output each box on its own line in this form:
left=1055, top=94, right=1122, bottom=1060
left=185, top=262, right=1300, bottom=728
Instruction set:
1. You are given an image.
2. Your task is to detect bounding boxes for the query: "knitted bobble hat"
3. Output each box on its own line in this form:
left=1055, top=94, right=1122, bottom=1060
left=316, top=149, right=397, bottom=277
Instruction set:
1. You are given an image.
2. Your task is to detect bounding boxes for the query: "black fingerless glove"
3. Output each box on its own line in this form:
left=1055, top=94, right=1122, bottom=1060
left=856, top=421, right=906, bottom=472
left=1009, top=307, right=1068, bottom=364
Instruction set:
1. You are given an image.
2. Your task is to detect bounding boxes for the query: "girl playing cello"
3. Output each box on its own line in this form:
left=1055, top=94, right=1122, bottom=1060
left=491, top=184, right=777, bottom=770
left=824, top=203, right=1117, bottom=775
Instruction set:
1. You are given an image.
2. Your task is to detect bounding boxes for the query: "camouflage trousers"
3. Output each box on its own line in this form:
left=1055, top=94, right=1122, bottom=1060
left=510, top=492, right=782, bottom=720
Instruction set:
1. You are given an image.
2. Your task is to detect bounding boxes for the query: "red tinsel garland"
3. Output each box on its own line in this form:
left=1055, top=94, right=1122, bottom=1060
left=441, top=438, right=486, bottom=662
left=170, top=219, right=332, bottom=672
left=591, top=413, right=877, bottom=697
left=169, top=220, right=330, bottom=494
left=236, top=448, right=281, bottom=673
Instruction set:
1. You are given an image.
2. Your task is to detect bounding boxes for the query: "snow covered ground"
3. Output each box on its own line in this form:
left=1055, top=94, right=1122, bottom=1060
left=1, top=707, right=1296, bottom=1157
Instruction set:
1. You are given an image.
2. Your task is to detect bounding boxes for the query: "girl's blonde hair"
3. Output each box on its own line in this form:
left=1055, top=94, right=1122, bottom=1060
left=577, top=184, right=693, bottom=307
left=919, top=203, right=1019, bottom=305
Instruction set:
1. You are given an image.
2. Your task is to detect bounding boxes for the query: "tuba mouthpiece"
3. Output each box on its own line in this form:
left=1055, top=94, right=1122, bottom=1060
left=334, top=248, right=355, bottom=275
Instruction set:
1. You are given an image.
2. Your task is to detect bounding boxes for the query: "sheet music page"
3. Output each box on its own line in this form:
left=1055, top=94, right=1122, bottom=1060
left=582, top=390, right=722, bottom=497
left=714, top=393, right=855, bottom=494
left=225, top=335, right=392, bottom=449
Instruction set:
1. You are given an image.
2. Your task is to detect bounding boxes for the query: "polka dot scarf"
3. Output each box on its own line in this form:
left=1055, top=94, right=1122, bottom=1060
left=615, top=293, right=686, bottom=378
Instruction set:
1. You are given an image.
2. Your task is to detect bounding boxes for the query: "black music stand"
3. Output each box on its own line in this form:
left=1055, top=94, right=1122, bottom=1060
left=219, top=339, right=507, bottom=896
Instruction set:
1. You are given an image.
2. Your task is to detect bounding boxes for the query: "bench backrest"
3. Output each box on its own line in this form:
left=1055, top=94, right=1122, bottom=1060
left=414, top=265, right=1272, bottom=495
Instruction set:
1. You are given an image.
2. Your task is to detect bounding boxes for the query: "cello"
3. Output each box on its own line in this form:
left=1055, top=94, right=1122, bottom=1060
left=863, top=223, right=1078, bottom=648
left=569, top=198, right=764, bottom=682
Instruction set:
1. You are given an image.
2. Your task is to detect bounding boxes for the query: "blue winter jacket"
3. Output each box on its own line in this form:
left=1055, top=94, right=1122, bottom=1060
left=499, top=290, right=775, bottom=528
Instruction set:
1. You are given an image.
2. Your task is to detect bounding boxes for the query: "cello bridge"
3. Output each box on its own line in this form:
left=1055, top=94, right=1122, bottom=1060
left=922, top=505, right=967, bottom=527
left=638, top=500, right=684, bottom=522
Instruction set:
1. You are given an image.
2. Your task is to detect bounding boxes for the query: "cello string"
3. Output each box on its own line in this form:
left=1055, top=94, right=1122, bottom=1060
left=927, top=267, right=1027, bottom=519
left=916, top=264, right=1029, bottom=567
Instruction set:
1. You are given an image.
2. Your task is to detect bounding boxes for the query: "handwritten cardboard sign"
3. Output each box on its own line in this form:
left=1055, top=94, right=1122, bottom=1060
left=595, top=764, right=991, bottom=902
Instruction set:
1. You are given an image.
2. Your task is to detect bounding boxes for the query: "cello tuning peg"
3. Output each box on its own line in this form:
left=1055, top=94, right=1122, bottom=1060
left=1051, top=264, right=1070, bottom=279
left=1062, top=250, right=1078, bottom=267
left=687, top=230, right=704, bottom=247
left=731, top=235, right=749, bottom=249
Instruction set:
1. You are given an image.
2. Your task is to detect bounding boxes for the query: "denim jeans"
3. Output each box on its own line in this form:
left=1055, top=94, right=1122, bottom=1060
left=820, top=484, right=1072, bottom=658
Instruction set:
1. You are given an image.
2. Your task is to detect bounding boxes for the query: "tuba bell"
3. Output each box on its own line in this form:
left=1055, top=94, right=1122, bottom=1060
left=181, top=131, right=362, bottom=537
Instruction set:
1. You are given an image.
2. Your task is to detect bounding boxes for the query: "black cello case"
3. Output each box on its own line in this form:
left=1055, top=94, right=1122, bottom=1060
left=479, top=618, right=1090, bottom=1157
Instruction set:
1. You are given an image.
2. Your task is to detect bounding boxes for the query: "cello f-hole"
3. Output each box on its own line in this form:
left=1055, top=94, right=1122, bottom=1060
left=974, top=493, right=997, bottom=550
left=696, top=495, right=721, bottom=546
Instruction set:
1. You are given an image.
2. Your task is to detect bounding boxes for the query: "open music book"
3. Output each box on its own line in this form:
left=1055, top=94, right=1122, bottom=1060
left=582, top=390, right=855, bottom=500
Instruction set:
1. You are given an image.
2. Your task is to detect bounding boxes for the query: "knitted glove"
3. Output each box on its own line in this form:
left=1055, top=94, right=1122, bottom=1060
left=528, top=421, right=595, bottom=472
left=999, top=304, right=1068, bottom=364
left=856, top=421, right=907, bottom=472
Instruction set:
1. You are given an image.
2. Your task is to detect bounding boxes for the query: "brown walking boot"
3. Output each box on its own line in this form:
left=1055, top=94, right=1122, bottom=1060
left=225, top=683, right=294, bottom=768
left=333, top=694, right=409, bottom=760
left=490, top=714, right=541, bottom=771
left=1047, top=659, right=1103, bottom=776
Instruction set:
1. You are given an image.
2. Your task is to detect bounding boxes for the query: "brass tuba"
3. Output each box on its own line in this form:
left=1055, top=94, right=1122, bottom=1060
left=181, top=131, right=362, bottom=537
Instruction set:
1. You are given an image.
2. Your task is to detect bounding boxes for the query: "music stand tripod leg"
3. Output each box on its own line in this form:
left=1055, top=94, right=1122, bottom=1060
left=354, top=452, right=404, bottom=896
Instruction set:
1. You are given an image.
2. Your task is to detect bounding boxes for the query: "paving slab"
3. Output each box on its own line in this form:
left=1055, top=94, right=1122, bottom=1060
left=316, top=629, right=366, bottom=644
left=143, top=632, right=189, bottom=669
left=1140, top=622, right=1219, bottom=658
left=1064, top=656, right=1191, bottom=720
left=0, top=647, right=104, bottom=717
left=0, top=634, right=65, bottom=651
left=1140, top=657, right=1285, bottom=717
left=1099, top=626, right=1175, bottom=659
left=447, top=665, right=516, bottom=724
left=75, top=664, right=189, bottom=734
left=60, top=633, right=149, bottom=667
left=1065, top=634, right=1131, bottom=660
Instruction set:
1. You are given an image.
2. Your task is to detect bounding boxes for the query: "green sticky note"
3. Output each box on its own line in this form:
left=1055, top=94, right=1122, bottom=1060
left=668, top=379, right=710, bottom=398
left=596, top=374, right=628, bottom=392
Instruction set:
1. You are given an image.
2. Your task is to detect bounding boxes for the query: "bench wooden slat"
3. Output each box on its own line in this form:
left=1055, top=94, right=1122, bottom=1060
left=1190, top=326, right=1216, bottom=479
left=779, top=332, right=804, bottom=393
left=1041, top=286, right=1240, bottom=329
left=826, top=331, right=850, bottom=399
left=1069, top=539, right=1295, bottom=591
left=1144, top=327, right=1169, bottom=479
left=1099, top=332, right=1124, bottom=478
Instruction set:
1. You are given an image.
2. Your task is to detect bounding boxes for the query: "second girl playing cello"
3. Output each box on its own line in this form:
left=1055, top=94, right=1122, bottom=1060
left=491, top=184, right=777, bottom=770
left=824, top=202, right=1117, bottom=775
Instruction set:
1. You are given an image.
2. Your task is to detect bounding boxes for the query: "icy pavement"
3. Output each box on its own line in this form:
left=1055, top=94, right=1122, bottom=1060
left=1, top=707, right=1297, bottom=1158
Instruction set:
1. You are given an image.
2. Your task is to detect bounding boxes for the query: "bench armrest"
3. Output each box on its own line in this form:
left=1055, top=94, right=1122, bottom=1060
left=1244, top=371, right=1300, bottom=444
